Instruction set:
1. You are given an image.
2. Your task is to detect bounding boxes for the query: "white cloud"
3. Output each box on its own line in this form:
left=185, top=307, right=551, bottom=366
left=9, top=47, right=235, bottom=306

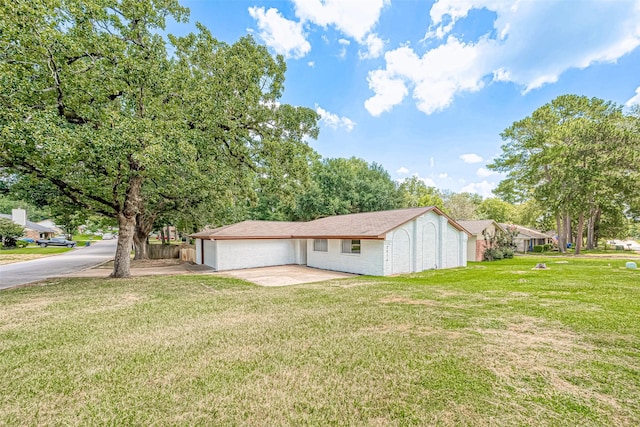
left=460, top=153, right=483, bottom=164
left=410, top=173, right=436, bottom=187
left=366, top=0, right=640, bottom=115
left=307, top=61, right=315, bottom=67
left=476, top=167, right=497, bottom=177
left=292, top=0, right=388, bottom=60
left=292, top=0, right=388, bottom=42
left=315, top=105, right=356, bottom=132
left=248, top=7, right=311, bottom=59
left=359, top=33, right=385, bottom=59
left=396, top=166, right=410, bottom=175
left=461, top=180, right=496, bottom=198
left=626, top=86, right=640, bottom=107
left=430, top=157, right=434, bottom=168
left=364, top=70, right=408, bottom=116
left=438, top=173, right=448, bottom=178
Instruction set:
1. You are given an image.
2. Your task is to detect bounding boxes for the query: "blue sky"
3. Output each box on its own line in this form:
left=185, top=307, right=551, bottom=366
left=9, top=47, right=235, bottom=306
left=167, top=0, right=640, bottom=198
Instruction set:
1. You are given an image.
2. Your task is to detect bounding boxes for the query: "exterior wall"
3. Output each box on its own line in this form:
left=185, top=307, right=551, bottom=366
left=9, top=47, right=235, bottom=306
left=202, top=239, right=217, bottom=268
left=23, top=229, right=54, bottom=240
left=515, top=238, right=528, bottom=253
left=476, top=239, right=490, bottom=261
left=215, top=239, right=300, bottom=271
left=383, top=211, right=467, bottom=275
left=467, top=235, right=477, bottom=262
left=306, top=239, right=385, bottom=276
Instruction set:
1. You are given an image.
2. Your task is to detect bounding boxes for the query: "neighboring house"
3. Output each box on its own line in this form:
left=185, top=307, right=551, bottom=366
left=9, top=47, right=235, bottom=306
left=0, top=209, right=56, bottom=240
left=191, top=207, right=469, bottom=276
left=36, top=219, right=63, bottom=235
left=457, top=220, right=505, bottom=261
left=500, top=223, right=552, bottom=253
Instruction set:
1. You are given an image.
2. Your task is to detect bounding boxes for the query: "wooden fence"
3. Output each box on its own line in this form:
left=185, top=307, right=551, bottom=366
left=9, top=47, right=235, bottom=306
left=180, top=247, right=196, bottom=263
left=147, top=243, right=194, bottom=260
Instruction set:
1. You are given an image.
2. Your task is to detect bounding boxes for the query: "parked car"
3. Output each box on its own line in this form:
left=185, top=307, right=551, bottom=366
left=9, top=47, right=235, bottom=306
left=36, top=237, right=77, bottom=248
left=102, top=233, right=115, bottom=240
left=18, top=237, right=35, bottom=243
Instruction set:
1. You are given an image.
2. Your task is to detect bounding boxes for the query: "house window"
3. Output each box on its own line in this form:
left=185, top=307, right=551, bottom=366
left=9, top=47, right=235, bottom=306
left=313, top=239, right=328, bottom=252
left=341, top=239, right=361, bottom=254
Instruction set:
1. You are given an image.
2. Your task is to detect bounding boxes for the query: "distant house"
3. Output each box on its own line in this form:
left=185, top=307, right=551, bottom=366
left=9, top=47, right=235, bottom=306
left=457, top=220, right=506, bottom=261
left=191, top=207, right=470, bottom=276
left=36, top=219, right=63, bottom=235
left=500, top=223, right=552, bottom=253
left=0, top=209, right=56, bottom=240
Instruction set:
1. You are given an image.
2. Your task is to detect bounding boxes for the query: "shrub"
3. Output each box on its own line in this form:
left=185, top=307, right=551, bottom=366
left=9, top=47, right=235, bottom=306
left=15, top=240, right=28, bottom=248
left=483, top=248, right=504, bottom=261
left=532, top=245, right=544, bottom=252
left=502, top=248, right=514, bottom=259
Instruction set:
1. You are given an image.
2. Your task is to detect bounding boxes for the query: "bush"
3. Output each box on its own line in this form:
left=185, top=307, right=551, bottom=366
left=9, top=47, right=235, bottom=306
left=543, top=244, right=553, bottom=251
left=502, top=248, right=514, bottom=259
left=532, top=245, right=544, bottom=252
left=1, top=236, right=17, bottom=249
left=15, top=240, right=28, bottom=248
left=483, top=248, right=504, bottom=261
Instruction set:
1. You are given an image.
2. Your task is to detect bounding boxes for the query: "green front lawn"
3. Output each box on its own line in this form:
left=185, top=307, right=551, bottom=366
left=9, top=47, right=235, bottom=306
left=0, top=257, right=638, bottom=425
left=0, top=246, right=72, bottom=255
left=0, top=246, right=73, bottom=265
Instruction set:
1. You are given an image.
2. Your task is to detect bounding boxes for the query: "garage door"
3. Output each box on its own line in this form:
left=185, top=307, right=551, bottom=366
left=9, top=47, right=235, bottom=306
left=392, top=229, right=411, bottom=274
left=422, top=223, right=437, bottom=270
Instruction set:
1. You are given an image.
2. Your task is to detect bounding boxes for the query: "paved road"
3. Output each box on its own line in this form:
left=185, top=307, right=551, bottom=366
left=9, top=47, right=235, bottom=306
left=0, top=240, right=117, bottom=290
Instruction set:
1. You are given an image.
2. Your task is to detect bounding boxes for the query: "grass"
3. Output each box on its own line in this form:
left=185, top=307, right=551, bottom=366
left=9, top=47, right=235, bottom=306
left=0, top=246, right=72, bottom=265
left=0, top=256, right=638, bottom=425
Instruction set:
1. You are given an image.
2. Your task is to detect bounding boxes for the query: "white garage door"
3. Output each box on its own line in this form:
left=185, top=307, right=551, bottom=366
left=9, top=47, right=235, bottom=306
left=392, top=229, right=411, bottom=274
left=422, top=223, right=437, bottom=270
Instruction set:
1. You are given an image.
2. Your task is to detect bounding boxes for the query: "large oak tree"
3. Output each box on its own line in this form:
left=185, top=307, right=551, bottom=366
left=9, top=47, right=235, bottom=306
left=0, top=1, right=318, bottom=276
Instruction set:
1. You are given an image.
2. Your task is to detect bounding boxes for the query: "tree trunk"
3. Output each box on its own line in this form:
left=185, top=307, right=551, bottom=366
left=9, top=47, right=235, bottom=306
left=556, top=213, right=566, bottom=253
left=111, top=175, right=142, bottom=278
left=133, top=213, right=155, bottom=260
left=133, top=227, right=149, bottom=260
left=586, top=208, right=600, bottom=249
left=574, top=213, right=584, bottom=255
left=564, top=214, right=573, bottom=245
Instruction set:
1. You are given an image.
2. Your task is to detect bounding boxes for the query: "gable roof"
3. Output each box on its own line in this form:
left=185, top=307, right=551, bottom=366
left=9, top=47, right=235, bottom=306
left=500, top=223, right=550, bottom=239
left=190, top=221, right=304, bottom=240
left=457, top=219, right=504, bottom=236
left=0, top=214, right=56, bottom=233
left=192, top=207, right=469, bottom=240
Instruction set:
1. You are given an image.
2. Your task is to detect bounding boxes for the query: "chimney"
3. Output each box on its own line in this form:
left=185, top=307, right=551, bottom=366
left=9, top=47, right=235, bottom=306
left=12, top=208, right=27, bottom=226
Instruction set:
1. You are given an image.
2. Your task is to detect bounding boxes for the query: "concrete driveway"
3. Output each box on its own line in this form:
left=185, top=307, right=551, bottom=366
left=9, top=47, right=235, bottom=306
left=64, top=262, right=355, bottom=287
left=215, top=265, right=356, bottom=286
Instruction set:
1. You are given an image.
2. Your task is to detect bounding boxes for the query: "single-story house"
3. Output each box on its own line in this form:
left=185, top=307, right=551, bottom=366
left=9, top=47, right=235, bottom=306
left=457, top=220, right=505, bottom=261
left=36, top=219, right=63, bottom=235
left=0, top=209, right=56, bottom=240
left=191, top=206, right=470, bottom=276
left=500, top=223, right=553, bottom=253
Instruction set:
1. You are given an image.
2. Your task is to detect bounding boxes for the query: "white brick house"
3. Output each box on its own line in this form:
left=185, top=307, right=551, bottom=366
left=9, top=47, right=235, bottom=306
left=191, top=207, right=469, bottom=276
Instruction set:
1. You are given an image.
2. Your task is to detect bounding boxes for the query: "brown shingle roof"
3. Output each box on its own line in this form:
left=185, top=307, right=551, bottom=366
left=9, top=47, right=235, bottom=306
left=457, top=220, right=504, bottom=236
left=190, top=221, right=304, bottom=239
left=191, top=207, right=470, bottom=240
left=500, top=223, right=550, bottom=239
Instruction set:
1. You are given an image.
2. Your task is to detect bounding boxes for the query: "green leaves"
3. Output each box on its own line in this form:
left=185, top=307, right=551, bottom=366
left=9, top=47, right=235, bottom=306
left=1, top=0, right=321, bottom=273
left=491, top=94, right=640, bottom=246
